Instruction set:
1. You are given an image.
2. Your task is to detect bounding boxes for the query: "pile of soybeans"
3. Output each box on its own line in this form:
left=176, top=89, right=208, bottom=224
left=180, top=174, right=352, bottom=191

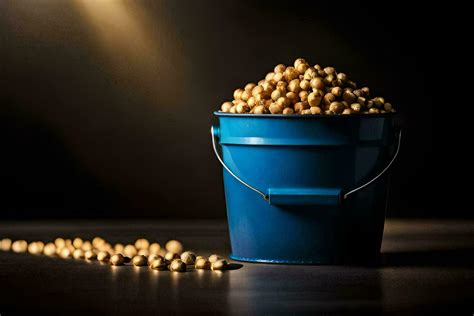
left=219, top=58, right=395, bottom=115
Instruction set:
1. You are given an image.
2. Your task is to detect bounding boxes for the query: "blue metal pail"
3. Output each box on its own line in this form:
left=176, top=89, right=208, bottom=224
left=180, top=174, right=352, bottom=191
left=212, top=112, right=400, bottom=265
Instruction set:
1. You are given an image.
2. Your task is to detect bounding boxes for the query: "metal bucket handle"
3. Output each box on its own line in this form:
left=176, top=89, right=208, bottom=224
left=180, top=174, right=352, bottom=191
left=211, top=125, right=401, bottom=204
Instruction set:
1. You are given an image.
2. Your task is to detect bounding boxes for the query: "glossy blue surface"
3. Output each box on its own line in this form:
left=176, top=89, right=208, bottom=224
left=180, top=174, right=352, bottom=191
left=214, top=112, right=397, bottom=264
left=268, top=188, right=342, bottom=206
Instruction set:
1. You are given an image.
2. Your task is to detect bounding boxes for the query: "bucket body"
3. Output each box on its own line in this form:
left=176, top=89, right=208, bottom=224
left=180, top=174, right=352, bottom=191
left=213, top=113, right=397, bottom=265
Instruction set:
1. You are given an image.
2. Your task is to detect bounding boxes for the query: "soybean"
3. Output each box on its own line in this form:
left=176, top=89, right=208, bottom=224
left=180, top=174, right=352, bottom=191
left=110, top=254, right=125, bottom=266
left=12, top=240, right=28, bottom=253
left=195, top=257, right=211, bottom=270
left=165, top=252, right=180, bottom=263
left=165, top=240, right=184, bottom=254
left=73, top=249, right=84, bottom=259
left=97, top=251, right=111, bottom=262
left=132, top=255, right=148, bottom=266
left=209, top=254, right=222, bottom=263
left=169, top=259, right=187, bottom=272
left=84, top=250, right=97, bottom=260
left=150, top=257, right=167, bottom=270
left=211, top=259, right=229, bottom=271
left=181, top=251, right=197, bottom=265
left=1, top=238, right=12, bottom=251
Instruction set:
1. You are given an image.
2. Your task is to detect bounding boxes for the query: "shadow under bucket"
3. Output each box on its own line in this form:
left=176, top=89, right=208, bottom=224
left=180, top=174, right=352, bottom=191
left=212, top=112, right=400, bottom=265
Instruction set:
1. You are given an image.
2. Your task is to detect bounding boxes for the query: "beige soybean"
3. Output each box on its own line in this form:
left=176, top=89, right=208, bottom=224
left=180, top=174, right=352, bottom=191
left=253, top=105, right=267, bottom=114
left=110, top=254, right=125, bottom=266
left=221, top=101, right=233, bottom=112
left=165, top=252, right=180, bottom=263
left=148, top=243, right=161, bottom=255
left=252, top=85, right=264, bottom=97
left=148, top=254, right=163, bottom=265
left=323, top=93, right=336, bottom=105
left=165, top=240, right=184, bottom=254
left=132, top=255, right=148, bottom=266
left=81, top=241, right=93, bottom=251
left=149, top=257, right=167, bottom=270
left=331, top=87, right=342, bottom=97
left=299, top=79, right=311, bottom=91
left=138, top=249, right=150, bottom=257
left=241, top=90, right=252, bottom=102
left=208, top=254, right=222, bottom=263
left=284, top=67, right=299, bottom=81
left=195, top=257, right=211, bottom=269
left=294, top=58, right=307, bottom=68
left=233, top=88, right=244, bottom=100
left=43, top=243, right=57, bottom=256
left=323, top=66, right=335, bottom=75
left=181, top=251, right=197, bottom=265
left=271, top=89, right=283, bottom=101
left=276, top=81, right=287, bottom=92
left=59, top=247, right=72, bottom=259
left=283, top=107, right=294, bottom=115
left=54, top=238, right=66, bottom=249
left=73, top=249, right=85, bottom=259
left=324, top=74, right=335, bottom=85
left=265, top=72, right=275, bottom=81
left=169, top=259, right=187, bottom=272
left=1, top=238, right=12, bottom=251
left=361, top=87, right=370, bottom=95
left=84, top=250, right=97, bottom=260
left=373, top=97, right=385, bottom=108
left=92, top=237, right=105, bottom=248
left=343, top=91, right=357, bottom=104
left=123, top=245, right=137, bottom=257
left=236, top=103, right=250, bottom=114
left=12, top=240, right=28, bottom=253
left=286, top=92, right=298, bottom=103
left=114, top=243, right=125, bottom=254
left=299, top=91, right=309, bottom=102
left=72, top=238, right=83, bottom=249
left=337, top=73, right=347, bottom=82
left=97, top=251, right=111, bottom=262
left=342, top=108, right=352, bottom=115
left=247, top=96, right=256, bottom=108
left=27, top=241, right=44, bottom=255
left=269, top=102, right=284, bottom=114
left=294, top=101, right=309, bottom=113
left=273, top=73, right=284, bottom=82
left=308, top=92, right=322, bottom=107
left=296, top=63, right=309, bottom=74
left=351, top=103, right=362, bottom=112
left=288, top=79, right=300, bottom=93
left=276, top=97, right=291, bottom=108
left=310, top=106, right=322, bottom=115
left=245, top=83, right=256, bottom=91
left=211, top=259, right=229, bottom=271
left=274, top=64, right=286, bottom=73
left=329, top=102, right=345, bottom=114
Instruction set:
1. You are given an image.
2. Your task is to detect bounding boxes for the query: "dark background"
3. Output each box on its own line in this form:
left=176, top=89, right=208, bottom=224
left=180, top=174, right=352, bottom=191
left=0, top=0, right=465, bottom=219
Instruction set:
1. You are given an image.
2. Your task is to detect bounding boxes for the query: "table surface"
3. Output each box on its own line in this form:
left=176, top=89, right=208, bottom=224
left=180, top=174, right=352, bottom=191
left=1, top=219, right=473, bottom=315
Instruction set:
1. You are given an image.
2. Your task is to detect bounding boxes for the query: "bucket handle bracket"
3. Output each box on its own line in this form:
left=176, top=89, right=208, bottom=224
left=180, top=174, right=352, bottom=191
left=211, top=125, right=402, bottom=203
left=212, top=126, right=269, bottom=201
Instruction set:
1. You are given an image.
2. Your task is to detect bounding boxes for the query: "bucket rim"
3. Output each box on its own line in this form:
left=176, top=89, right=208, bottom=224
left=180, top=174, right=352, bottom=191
left=213, top=111, right=397, bottom=119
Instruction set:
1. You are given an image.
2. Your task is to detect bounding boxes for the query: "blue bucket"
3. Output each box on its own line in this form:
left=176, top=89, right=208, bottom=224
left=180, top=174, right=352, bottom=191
left=212, top=112, right=400, bottom=265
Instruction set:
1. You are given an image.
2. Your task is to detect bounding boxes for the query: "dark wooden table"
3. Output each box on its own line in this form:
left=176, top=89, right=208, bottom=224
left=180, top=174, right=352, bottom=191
left=1, top=220, right=473, bottom=315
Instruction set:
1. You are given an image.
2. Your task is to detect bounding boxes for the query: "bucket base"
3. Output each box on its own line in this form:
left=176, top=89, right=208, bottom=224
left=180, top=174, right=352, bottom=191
left=229, top=253, right=382, bottom=266
left=230, top=254, right=333, bottom=265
